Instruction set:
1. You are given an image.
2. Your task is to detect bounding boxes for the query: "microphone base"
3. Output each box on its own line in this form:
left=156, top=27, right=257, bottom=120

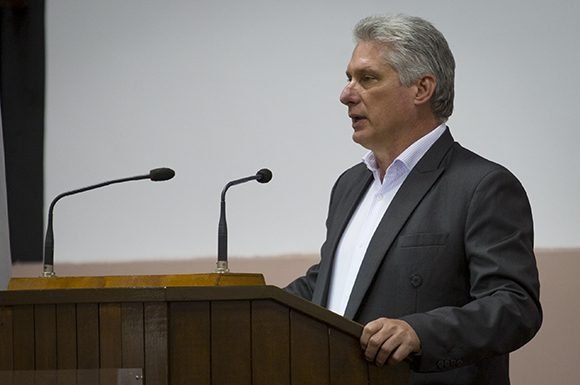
left=42, top=264, right=56, bottom=278
left=215, top=260, right=229, bottom=274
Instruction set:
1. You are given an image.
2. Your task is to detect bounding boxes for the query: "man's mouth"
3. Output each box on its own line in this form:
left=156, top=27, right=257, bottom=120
left=349, top=114, right=366, bottom=128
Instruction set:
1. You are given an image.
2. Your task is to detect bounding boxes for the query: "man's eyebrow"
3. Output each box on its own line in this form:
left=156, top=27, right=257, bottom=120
left=361, top=64, right=380, bottom=71
left=348, top=66, right=380, bottom=78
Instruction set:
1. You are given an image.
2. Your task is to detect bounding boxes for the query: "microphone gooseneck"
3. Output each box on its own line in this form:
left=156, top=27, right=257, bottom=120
left=217, top=168, right=272, bottom=273
left=42, top=167, right=175, bottom=277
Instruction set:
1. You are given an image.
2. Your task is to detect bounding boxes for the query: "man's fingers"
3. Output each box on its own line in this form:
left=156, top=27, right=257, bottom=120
left=364, top=329, right=393, bottom=363
left=360, top=318, right=421, bottom=366
left=386, top=341, right=415, bottom=365
left=369, top=330, right=410, bottom=366
left=361, top=318, right=394, bottom=364
left=360, top=318, right=383, bottom=349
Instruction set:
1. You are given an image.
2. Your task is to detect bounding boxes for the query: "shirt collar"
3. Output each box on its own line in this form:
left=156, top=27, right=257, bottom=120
left=363, top=124, right=447, bottom=174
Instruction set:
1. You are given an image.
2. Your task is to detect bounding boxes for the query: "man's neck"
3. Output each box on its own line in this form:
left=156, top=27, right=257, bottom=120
left=372, top=120, right=442, bottom=180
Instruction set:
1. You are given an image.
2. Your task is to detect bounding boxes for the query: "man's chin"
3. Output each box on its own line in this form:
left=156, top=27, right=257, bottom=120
left=352, top=132, right=371, bottom=148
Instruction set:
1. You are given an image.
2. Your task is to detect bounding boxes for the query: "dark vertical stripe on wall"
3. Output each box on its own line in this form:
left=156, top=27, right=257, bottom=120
left=0, top=0, right=45, bottom=262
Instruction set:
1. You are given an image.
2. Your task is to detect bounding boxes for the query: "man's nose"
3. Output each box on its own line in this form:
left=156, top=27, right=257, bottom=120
left=340, top=82, right=359, bottom=106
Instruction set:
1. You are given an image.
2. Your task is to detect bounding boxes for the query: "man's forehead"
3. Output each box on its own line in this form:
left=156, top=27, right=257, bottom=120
left=346, top=42, right=390, bottom=71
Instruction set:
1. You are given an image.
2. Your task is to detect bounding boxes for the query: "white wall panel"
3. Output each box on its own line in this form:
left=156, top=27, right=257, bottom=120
left=45, top=0, right=580, bottom=262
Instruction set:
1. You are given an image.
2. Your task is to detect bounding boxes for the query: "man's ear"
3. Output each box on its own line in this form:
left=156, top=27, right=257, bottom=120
left=414, top=74, right=437, bottom=106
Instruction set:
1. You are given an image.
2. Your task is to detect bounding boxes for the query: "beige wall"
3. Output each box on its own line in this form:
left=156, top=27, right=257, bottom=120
left=11, top=249, right=579, bottom=384
left=510, top=249, right=579, bottom=385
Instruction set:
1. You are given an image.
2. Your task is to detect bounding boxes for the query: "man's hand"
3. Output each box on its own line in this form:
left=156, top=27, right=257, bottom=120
left=360, top=317, right=421, bottom=366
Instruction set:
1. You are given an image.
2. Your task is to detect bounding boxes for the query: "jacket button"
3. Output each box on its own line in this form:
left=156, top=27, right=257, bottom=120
left=410, top=274, right=423, bottom=288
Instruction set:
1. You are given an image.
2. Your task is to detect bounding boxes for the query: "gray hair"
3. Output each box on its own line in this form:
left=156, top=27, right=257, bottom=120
left=354, top=15, right=455, bottom=122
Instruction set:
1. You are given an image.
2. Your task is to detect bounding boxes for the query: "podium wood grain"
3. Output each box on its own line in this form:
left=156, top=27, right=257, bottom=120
left=0, top=282, right=410, bottom=385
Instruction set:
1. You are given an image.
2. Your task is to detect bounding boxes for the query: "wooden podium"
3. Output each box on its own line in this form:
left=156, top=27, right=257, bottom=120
left=0, top=273, right=410, bottom=385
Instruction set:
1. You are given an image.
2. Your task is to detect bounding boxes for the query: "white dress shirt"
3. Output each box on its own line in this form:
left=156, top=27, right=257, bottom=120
left=327, top=124, right=446, bottom=315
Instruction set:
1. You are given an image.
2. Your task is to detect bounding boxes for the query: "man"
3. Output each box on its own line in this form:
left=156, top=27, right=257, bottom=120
left=285, top=14, right=542, bottom=385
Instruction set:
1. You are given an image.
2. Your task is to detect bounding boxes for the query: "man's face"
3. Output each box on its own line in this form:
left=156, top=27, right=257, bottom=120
left=340, top=41, right=417, bottom=152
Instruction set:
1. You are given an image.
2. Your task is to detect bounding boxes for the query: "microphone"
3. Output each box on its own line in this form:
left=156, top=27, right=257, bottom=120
left=217, top=168, right=272, bottom=273
left=42, top=167, right=175, bottom=277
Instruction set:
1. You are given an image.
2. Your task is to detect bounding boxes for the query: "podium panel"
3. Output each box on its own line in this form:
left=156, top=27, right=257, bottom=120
left=0, top=285, right=409, bottom=385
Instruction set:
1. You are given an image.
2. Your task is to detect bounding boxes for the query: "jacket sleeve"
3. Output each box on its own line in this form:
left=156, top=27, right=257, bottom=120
left=401, top=168, right=542, bottom=372
left=284, top=262, right=320, bottom=300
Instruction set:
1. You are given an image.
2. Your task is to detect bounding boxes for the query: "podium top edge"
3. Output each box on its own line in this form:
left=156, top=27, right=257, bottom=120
left=7, top=273, right=266, bottom=290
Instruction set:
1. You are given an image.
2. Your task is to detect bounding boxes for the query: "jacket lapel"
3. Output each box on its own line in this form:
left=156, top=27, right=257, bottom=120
left=343, top=129, right=455, bottom=319
left=312, top=166, right=372, bottom=306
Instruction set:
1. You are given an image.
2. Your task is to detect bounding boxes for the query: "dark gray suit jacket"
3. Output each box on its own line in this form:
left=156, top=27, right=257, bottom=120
left=286, top=128, right=542, bottom=385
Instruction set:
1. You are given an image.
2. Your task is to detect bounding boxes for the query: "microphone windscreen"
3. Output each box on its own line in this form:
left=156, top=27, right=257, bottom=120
left=150, top=167, right=175, bottom=181
left=256, top=168, right=272, bottom=183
